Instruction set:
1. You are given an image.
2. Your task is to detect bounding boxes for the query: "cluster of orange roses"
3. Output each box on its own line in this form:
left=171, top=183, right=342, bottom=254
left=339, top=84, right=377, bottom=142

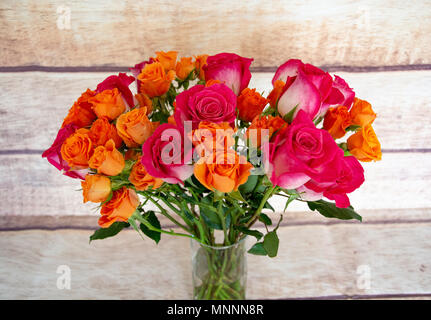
left=323, top=98, right=381, bottom=162
left=43, top=51, right=381, bottom=232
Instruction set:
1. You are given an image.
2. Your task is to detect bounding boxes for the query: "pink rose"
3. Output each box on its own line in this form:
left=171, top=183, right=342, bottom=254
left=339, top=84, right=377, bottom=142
left=272, top=59, right=355, bottom=120
left=265, top=110, right=343, bottom=189
left=174, top=83, right=237, bottom=130
left=42, top=124, right=88, bottom=179
left=141, top=123, right=194, bottom=184
left=96, top=73, right=135, bottom=108
left=300, top=156, right=365, bottom=208
left=203, top=53, right=253, bottom=95
left=318, top=75, right=355, bottom=117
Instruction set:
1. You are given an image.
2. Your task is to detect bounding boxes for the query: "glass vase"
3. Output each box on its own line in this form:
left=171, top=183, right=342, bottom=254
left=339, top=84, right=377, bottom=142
left=190, top=237, right=247, bottom=300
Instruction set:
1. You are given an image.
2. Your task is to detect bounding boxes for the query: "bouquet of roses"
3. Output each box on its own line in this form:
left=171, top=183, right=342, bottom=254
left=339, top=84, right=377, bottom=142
left=43, top=51, right=381, bottom=299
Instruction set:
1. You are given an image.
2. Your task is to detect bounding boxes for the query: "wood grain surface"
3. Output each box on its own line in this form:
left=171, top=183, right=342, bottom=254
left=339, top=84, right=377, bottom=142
left=0, top=223, right=429, bottom=299
left=1, top=0, right=431, bottom=68
left=1, top=0, right=430, bottom=301
left=1, top=71, right=431, bottom=151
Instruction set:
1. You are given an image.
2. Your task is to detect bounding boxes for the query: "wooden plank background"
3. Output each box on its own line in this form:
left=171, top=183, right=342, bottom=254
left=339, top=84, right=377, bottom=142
left=1, top=0, right=431, bottom=68
left=1, top=224, right=430, bottom=299
left=0, top=0, right=430, bottom=300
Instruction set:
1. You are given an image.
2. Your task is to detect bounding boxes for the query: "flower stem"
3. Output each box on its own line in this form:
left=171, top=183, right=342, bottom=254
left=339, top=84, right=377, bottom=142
left=245, top=186, right=278, bottom=229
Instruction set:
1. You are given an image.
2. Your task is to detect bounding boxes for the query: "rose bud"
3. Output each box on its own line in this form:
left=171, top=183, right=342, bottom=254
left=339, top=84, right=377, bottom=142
left=81, top=174, right=111, bottom=203
left=89, top=139, right=125, bottom=176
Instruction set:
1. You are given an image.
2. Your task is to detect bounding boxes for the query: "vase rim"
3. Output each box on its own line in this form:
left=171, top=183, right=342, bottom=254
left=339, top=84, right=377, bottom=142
left=191, top=235, right=248, bottom=250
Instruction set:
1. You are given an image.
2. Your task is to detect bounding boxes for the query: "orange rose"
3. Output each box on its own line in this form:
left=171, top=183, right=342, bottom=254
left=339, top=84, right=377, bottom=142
left=155, top=51, right=178, bottom=71
left=347, top=125, right=382, bottom=162
left=175, top=57, right=195, bottom=80
left=137, top=62, right=176, bottom=98
left=190, top=121, right=235, bottom=156
left=129, top=157, right=164, bottom=191
left=205, top=79, right=222, bottom=87
left=194, top=54, right=209, bottom=80
left=267, top=80, right=285, bottom=108
left=323, top=106, right=352, bottom=139
left=99, top=187, right=139, bottom=228
left=81, top=174, right=111, bottom=203
left=60, top=128, right=93, bottom=169
left=116, top=107, right=158, bottom=147
left=194, top=150, right=253, bottom=193
left=62, top=89, right=97, bottom=128
left=89, top=88, right=126, bottom=120
left=89, top=139, right=125, bottom=176
left=350, top=97, right=377, bottom=127
left=237, top=88, right=268, bottom=122
left=246, top=115, right=288, bottom=147
left=134, top=92, right=153, bottom=115
left=89, top=118, right=123, bottom=148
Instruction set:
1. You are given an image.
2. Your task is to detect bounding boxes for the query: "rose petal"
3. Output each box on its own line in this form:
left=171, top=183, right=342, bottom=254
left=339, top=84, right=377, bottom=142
left=272, top=59, right=302, bottom=85
left=277, top=69, right=321, bottom=119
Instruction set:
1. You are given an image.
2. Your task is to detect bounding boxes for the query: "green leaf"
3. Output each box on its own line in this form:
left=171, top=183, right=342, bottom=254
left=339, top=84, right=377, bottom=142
left=110, top=178, right=130, bottom=191
left=239, top=175, right=258, bottom=194
left=100, top=191, right=113, bottom=205
left=345, top=124, right=361, bottom=132
left=122, top=160, right=135, bottom=175
left=228, top=190, right=247, bottom=203
left=128, top=214, right=146, bottom=241
left=214, top=190, right=224, bottom=202
left=139, top=211, right=161, bottom=244
left=238, top=212, right=254, bottom=224
left=254, top=184, right=267, bottom=193
left=337, top=143, right=352, bottom=156
left=179, top=200, right=196, bottom=223
left=248, top=242, right=267, bottom=256
left=224, top=210, right=232, bottom=229
left=89, top=222, right=129, bottom=242
left=259, top=213, right=273, bottom=226
left=263, top=201, right=275, bottom=212
left=199, top=205, right=222, bottom=230
left=263, top=231, right=279, bottom=258
left=344, top=149, right=353, bottom=156
left=282, top=104, right=298, bottom=123
left=236, top=226, right=263, bottom=240
left=261, top=175, right=273, bottom=187
left=185, top=175, right=208, bottom=193
left=283, top=194, right=299, bottom=211
left=307, top=200, right=362, bottom=221
left=314, top=116, right=324, bottom=126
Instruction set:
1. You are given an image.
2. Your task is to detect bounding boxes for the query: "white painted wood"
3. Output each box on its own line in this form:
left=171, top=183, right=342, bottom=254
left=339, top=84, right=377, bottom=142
left=0, top=224, right=429, bottom=299
left=1, top=0, right=430, bottom=67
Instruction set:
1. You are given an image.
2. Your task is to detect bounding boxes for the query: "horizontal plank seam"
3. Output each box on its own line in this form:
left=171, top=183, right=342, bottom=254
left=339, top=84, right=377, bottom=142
left=2, top=218, right=431, bottom=232
left=1, top=64, right=431, bottom=73
left=277, top=292, right=431, bottom=300
left=1, top=148, right=431, bottom=156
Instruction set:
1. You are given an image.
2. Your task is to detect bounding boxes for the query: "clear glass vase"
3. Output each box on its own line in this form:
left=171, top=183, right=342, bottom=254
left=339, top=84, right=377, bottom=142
left=190, top=237, right=247, bottom=300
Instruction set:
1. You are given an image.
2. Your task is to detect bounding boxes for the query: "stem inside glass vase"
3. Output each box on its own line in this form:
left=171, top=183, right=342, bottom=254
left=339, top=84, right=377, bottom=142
left=190, top=237, right=247, bottom=300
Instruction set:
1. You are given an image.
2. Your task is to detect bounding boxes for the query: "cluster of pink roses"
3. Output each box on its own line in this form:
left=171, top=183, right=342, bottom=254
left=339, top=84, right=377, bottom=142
left=266, top=110, right=364, bottom=208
